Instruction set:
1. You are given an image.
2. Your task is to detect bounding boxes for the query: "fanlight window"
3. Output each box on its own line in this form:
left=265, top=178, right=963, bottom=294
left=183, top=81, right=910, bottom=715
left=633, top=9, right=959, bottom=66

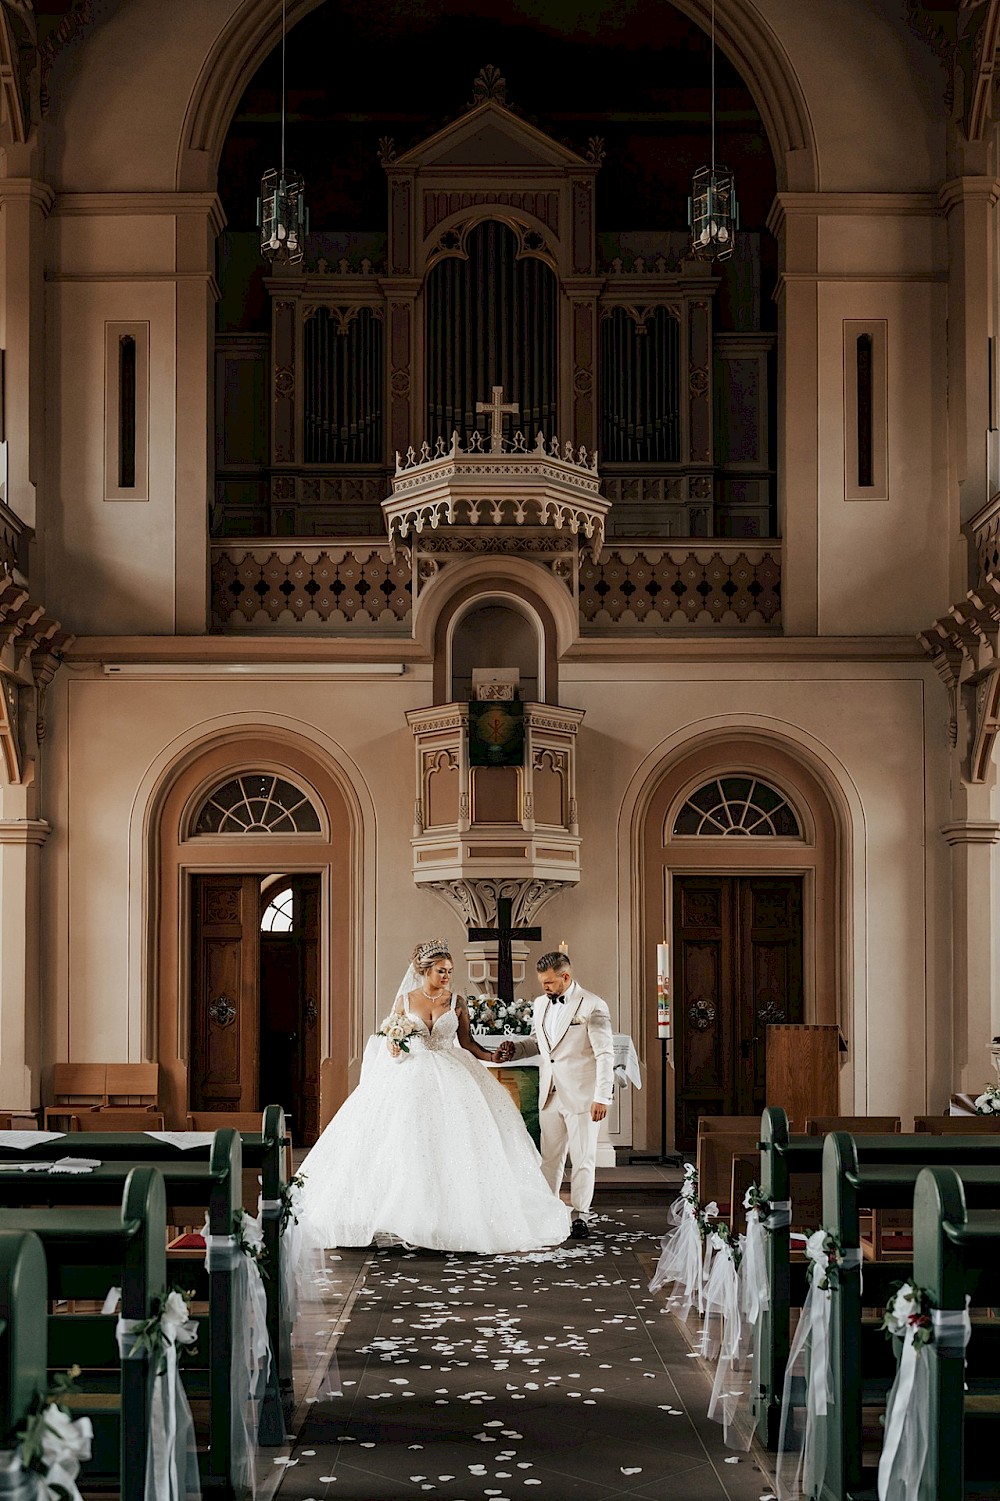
left=194, top=774, right=321, bottom=835
left=673, top=777, right=800, bottom=837
left=261, top=886, right=294, bottom=932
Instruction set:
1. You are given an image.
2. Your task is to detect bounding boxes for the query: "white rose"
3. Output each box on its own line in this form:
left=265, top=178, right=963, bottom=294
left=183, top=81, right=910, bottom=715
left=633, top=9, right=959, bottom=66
left=702, top=1200, right=719, bottom=1221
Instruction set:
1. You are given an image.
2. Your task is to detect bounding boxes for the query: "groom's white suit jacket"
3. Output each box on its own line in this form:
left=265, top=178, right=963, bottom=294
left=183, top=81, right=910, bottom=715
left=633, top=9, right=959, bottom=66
left=509, top=981, right=615, bottom=1113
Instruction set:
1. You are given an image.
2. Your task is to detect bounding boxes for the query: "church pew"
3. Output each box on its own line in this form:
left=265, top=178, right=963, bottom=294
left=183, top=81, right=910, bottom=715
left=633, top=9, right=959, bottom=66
left=818, top=1132, right=1000, bottom=1501
left=0, top=1130, right=247, bottom=1498
left=911, top=1165, right=1000, bottom=1501
left=0, top=1165, right=166, bottom=1501
left=0, top=1228, right=48, bottom=1440
left=0, top=1109, right=292, bottom=1430
left=754, top=1107, right=1000, bottom=1448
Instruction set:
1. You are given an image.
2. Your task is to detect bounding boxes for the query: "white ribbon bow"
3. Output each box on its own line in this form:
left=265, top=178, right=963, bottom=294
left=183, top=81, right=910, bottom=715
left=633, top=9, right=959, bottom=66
left=878, top=1301, right=971, bottom=1501
left=116, top=1289, right=200, bottom=1501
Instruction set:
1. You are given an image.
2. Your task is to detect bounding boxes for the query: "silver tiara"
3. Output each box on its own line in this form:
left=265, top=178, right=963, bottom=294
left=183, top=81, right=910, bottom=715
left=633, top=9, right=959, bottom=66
left=417, top=938, right=450, bottom=963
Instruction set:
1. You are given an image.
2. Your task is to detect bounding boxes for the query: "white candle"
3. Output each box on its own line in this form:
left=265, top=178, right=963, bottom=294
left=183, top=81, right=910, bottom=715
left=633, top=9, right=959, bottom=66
left=656, top=942, right=669, bottom=981
left=558, top=939, right=569, bottom=954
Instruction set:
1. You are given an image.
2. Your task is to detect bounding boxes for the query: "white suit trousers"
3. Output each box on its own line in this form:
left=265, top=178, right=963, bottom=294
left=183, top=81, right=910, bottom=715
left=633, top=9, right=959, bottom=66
left=539, top=1096, right=601, bottom=1219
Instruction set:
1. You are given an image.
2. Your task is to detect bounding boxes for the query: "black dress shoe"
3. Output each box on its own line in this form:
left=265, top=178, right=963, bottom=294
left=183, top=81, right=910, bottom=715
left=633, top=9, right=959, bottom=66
left=570, top=1218, right=589, bottom=1240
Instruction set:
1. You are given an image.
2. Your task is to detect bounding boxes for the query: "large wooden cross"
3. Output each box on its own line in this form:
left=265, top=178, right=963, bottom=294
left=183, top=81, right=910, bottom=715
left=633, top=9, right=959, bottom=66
left=476, top=385, right=519, bottom=453
left=467, top=896, right=541, bottom=1006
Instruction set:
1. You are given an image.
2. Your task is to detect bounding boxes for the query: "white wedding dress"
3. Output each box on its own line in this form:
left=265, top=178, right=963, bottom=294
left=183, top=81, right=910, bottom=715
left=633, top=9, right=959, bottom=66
left=296, top=993, right=571, bottom=1253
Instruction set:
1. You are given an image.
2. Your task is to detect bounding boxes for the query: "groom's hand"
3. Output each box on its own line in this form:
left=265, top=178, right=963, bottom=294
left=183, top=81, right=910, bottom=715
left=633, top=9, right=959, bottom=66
left=494, top=1040, right=516, bottom=1063
left=590, top=1102, right=607, bottom=1122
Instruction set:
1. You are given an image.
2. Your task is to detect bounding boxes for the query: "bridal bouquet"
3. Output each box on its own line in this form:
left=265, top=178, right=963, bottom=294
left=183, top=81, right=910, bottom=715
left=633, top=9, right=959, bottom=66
left=974, top=1083, right=1000, bottom=1114
left=378, top=1013, right=423, bottom=1053
left=467, top=994, right=533, bottom=1035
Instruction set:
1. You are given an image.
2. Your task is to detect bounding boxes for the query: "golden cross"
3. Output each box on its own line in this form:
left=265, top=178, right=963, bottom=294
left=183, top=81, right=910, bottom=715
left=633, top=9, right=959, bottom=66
left=476, top=385, right=519, bottom=454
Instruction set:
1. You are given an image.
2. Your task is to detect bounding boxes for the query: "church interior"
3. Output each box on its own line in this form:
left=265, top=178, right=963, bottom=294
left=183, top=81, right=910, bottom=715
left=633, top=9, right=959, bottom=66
left=3, top=0, right=1000, bottom=1498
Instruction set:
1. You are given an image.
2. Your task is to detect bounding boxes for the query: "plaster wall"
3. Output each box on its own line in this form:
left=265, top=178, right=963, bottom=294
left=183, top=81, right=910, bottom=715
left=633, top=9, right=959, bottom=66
left=816, top=270, right=949, bottom=635
left=45, top=267, right=178, bottom=634
left=41, top=658, right=951, bottom=1136
left=42, top=0, right=939, bottom=198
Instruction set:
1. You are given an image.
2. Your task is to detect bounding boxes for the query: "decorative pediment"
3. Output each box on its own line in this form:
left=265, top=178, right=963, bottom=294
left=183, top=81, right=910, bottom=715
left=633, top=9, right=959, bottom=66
left=391, top=98, right=591, bottom=174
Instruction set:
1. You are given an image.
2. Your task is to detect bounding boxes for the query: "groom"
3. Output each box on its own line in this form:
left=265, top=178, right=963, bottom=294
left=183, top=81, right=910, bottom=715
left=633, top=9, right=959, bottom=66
left=496, top=950, right=615, bottom=1240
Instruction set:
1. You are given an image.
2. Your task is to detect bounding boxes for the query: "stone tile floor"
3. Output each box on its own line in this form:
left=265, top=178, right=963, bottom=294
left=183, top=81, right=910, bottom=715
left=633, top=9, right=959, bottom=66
left=266, top=1193, right=779, bottom=1501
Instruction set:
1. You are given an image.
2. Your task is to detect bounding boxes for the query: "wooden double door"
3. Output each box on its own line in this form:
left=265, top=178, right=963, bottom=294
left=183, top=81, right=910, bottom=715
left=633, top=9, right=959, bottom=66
left=190, top=873, right=321, bottom=1143
left=673, top=874, right=803, bottom=1149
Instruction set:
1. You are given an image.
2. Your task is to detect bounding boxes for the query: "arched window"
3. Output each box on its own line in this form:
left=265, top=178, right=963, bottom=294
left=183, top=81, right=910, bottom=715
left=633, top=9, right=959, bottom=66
left=193, top=773, right=322, bottom=834
left=261, top=886, right=294, bottom=932
left=673, top=776, right=800, bottom=837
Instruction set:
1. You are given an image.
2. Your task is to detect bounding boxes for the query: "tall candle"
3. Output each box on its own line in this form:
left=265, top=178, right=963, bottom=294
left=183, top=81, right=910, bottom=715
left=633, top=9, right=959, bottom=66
left=656, top=942, right=669, bottom=981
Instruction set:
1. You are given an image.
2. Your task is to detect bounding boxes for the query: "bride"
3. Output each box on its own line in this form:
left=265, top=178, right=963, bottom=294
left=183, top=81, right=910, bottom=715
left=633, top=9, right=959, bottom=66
left=296, top=938, right=571, bottom=1253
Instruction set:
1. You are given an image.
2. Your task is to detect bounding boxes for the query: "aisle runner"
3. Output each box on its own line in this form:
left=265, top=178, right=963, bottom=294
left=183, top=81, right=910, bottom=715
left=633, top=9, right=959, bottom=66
left=276, top=1208, right=768, bottom=1501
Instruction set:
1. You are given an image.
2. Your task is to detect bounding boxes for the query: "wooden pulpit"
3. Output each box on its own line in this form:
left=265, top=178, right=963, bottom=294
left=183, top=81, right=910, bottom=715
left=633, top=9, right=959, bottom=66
left=765, top=1024, right=846, bottom=1128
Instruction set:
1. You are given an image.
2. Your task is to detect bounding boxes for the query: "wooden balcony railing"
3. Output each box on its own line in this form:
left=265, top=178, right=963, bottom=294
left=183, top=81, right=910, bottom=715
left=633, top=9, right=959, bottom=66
left=210, top=539, right=781, bottom=633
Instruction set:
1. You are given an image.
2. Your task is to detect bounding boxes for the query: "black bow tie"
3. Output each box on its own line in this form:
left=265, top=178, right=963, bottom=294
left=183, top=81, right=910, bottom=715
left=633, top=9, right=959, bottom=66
left=551, top=995, right=566, bottom=1004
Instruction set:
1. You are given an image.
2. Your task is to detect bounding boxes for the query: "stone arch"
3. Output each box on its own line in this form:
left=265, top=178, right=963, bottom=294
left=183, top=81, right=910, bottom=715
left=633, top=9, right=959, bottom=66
left=623, top=717, right=862, bottom=1150
left=177, top=0, right=818, bottom=193
left=134, top=717, right=372, bottom=1128
left=413, top=556, right=578, bottom=704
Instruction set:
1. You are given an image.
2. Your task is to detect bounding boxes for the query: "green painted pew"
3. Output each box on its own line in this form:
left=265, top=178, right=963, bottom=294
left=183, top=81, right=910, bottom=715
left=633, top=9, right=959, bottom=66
left=911, top=1165, right=1000, bottom=1501
left=755, top=1107, right=1000, bottom=1448
left=0, top=1165, right=166, bottom=1501
left=0, top=1105, right=292, bottom=1432
left=0, top=1130, right=245, bottom=1498
left=819, top=1133, right=1000, bottom=1501
left=0, top=1229, right=48, bottom=1441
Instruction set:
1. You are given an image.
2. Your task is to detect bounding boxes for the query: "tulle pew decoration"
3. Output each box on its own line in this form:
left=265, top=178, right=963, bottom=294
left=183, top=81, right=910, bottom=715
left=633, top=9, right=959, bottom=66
left=648, top=1162, right=710, bottom=1317
left=776, top=1229, right=862, bottom=1501
left=203, top=1210, right=274, bottom=1500
left=877, top=1283, right=970, bottom=1501
left=112, top=1287, right=201, bottom=1501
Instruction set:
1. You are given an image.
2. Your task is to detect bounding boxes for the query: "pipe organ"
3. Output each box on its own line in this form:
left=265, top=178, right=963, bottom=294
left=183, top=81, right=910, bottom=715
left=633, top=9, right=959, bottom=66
left=215, top=85, right=773, bottom=541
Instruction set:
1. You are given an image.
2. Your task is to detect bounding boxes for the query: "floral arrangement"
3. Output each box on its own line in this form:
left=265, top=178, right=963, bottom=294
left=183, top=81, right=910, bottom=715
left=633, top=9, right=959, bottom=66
left=706, top=1219, right=742, bottom=1269
left=743, top=1182, right=772, bottom=1218
left=973, top=1083, right=1000, bottom=1114
left=13, top=1368, right=93, bottom=1501
left=467, top=993, right=534, bottom=1035
left=378, top=1012, right=423, bottom=1053
left=234, top=1208, right=268, bottom=1277
left=881, top=1281, right=933, bottom=1349
left=804, top=1228, right=848, bottom=1290
left=126, top=1289, right=199, bottom=1376
left=279, top=1172, right=306, bottom=1238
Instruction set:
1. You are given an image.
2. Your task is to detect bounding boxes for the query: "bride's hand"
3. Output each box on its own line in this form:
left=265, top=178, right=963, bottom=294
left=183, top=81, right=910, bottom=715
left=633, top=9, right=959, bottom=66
left=388, top=1041, right=401, bottom=1058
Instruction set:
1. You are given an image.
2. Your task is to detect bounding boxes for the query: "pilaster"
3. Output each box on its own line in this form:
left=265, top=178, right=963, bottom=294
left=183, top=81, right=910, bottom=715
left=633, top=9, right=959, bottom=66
left=0, top=178, right=54, bottom=563
left=941, top=809, right=1000, bottom=1094
left=0, top=814, right=50, bottom=1109
left=767, top=195, right=819, bottom=635
left=939, top=177, right=1000, bottom=599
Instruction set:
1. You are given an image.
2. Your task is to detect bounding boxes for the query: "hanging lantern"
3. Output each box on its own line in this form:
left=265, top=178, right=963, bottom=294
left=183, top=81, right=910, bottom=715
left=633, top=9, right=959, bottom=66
left=258, top=169, right=308, bottom=265
left=688, top=0, right=739, bottom=263
left=688, top=165, right=739, bottom=262
left=257, top=0, right=307, bottom=267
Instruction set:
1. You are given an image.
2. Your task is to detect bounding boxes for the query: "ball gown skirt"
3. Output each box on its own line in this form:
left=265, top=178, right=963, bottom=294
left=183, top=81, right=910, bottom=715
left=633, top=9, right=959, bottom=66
left=296, top=1014, right=571, bottom=1254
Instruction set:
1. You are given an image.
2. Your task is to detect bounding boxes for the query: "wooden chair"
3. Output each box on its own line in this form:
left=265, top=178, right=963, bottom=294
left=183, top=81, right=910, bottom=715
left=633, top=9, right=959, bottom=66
left=805, top=1115, right=901, bottom=1135
left=100, top=1063, right=160, bottom=1112
left=914, top=1115, right=1000, bottom=1134
left=72, top=1109, right=165, bottom=1132
left=0, top=1112, right=37, bottom=1130
left=43, top=1063, right=107, bottom=1128
left=696, top=1115, right=761, bottom=1216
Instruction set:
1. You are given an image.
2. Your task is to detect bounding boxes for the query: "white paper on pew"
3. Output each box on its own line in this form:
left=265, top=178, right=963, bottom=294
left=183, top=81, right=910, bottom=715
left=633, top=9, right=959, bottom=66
left=144, top=1132, right=217, bottom=1149
left=0, top=1129, right=66, bottom=1148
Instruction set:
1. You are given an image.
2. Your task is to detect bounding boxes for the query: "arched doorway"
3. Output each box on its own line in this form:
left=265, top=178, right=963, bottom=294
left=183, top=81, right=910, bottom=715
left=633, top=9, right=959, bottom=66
left=640, top=736, right=842, bottom=1151
left=154, top=734, right=357, bottom=1137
